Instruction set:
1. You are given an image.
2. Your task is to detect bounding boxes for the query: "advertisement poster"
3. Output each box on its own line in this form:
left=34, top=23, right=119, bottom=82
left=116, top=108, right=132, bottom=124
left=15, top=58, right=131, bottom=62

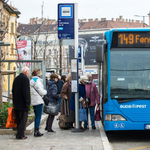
left=17, top=40, right=31, bottom=68
left=69, top=33, right=104, bottom=65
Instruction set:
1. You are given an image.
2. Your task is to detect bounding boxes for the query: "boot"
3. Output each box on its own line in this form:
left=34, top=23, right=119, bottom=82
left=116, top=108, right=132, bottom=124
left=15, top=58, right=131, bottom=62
left=34, top=128, right=44, bottom=137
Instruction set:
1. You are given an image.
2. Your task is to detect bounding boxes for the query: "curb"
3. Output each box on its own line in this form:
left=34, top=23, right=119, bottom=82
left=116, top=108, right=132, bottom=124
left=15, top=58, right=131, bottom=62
left=0, top=114, right=47, bottom=135
left=97, top=121, right=113, bottom=150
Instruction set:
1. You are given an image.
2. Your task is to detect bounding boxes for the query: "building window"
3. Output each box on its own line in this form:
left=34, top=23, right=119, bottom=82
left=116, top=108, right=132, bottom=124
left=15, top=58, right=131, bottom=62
left=11, top=44, right=13, bottom=54
left=54, top=60, right=57, bottom=66
left=65, top=49, right=68, bottom=55
left=49, top=49, right=51, bottom=55
left=11, top=23, right=14, bottom=33
left=49, top=60, right=51, bottom=66
left=54, top=49, right=57, bottom=55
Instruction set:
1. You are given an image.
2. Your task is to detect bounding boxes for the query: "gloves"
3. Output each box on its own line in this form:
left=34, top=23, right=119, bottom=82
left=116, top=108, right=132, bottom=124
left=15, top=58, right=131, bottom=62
left=86, top=98, right=89, bottom=103
left=79, top=97, right=83, bottom=102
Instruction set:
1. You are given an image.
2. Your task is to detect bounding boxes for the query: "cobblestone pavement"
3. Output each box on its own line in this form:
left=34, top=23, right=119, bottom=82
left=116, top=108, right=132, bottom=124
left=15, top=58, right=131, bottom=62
left=0, top=116, right=104, bottom=150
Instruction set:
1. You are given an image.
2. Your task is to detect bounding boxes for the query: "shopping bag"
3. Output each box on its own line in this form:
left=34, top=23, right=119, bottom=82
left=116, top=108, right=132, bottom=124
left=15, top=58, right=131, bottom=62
left=79, top=102, right=87, bottom=122
left=95, top=106, right=101, bottom=121
left=6, top=107, right=17, bottom=128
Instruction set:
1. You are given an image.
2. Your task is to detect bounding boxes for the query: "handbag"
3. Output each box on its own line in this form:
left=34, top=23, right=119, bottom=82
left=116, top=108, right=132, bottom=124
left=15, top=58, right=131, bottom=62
left=79, top=102, right=87, bottom=122
left=6, top=107, right=17, bottom=128
left=95, top=105, right=101, bottom=121
left=33, top=86, right=49, bottom=105
left=43, top=102, right=59, bottom=116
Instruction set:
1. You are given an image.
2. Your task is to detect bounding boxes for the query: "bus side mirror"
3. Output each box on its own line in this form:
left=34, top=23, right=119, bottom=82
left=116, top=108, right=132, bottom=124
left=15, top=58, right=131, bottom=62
left=96, top=40, right=106, bottom=63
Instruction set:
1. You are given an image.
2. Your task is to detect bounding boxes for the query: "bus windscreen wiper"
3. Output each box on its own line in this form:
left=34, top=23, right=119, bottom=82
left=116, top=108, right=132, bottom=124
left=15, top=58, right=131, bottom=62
left=117, top=98, right=150, bottom=103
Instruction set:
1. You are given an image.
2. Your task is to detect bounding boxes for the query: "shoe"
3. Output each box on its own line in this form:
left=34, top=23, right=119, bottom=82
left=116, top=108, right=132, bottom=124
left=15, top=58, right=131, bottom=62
left=34, top=128, right=44, bottom=137
left=92, top=126, right=96, bottom=129
left=16, top=136, right=27, bottom=140
left=45, top=127, right=47, bottom=131
left=47, top=129, right=56, bottom=133
left=84, top=126, right=89, bottom=130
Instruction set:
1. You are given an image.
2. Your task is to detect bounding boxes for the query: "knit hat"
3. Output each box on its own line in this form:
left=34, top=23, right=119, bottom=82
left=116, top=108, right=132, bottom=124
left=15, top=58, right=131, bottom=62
left=80, top=76, right=88, bottom=82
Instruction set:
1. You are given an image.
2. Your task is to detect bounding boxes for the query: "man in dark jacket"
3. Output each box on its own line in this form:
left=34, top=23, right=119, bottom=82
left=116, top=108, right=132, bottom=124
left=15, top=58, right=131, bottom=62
left=12, top=66, right=30, bottom=139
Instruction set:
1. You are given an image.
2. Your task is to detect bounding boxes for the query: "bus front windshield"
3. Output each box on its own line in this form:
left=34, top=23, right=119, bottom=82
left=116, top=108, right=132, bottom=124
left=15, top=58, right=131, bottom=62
left=110, top=48, right=150, bottom=101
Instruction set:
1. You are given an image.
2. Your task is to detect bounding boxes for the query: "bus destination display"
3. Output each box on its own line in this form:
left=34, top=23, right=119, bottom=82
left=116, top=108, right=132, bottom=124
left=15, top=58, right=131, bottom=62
left=112, top=32, right=150, bottom=48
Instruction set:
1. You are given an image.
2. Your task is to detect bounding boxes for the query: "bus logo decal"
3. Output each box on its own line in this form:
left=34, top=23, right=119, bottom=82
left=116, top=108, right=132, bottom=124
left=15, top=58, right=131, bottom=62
left=120, top=123, right=125, bottom=128
left=120, top=104, right=146, bottom=109
left=114, top=123, right=120, bottom=128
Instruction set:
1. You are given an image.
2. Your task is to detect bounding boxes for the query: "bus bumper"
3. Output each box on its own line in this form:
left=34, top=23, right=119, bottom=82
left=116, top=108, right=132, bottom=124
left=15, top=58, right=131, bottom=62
left=104, top=121, right=150, bottom=131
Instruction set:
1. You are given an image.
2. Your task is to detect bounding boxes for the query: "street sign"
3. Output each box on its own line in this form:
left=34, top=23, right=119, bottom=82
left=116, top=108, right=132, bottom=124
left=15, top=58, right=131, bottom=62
left=58, top=3, right=74, bottom=39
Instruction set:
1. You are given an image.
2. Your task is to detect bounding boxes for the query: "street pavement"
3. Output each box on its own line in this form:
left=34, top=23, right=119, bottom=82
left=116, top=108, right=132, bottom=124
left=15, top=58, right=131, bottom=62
left=0, top=115, right=111, bottom=150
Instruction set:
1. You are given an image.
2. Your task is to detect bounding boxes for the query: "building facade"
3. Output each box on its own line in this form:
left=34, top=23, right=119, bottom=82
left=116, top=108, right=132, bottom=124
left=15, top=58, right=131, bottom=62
left=3, top=2, right=20, bottom=91
left=17, top=16, right=147, bottom=75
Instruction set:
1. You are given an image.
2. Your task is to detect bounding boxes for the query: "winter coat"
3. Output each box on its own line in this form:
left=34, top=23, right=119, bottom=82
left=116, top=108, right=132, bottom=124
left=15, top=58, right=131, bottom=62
left=30, top=76, right=47, bottom=106
left=61, top=82, right=71, bottom=115
left=85, top=81, right=100, bottom=106
left=47, top=79, right=59, bottom=104
left=57, top=79, right=64, bottom=94
left=12, top=73, right=30, bottom=112
left=70, top=82, right=86, bottom=111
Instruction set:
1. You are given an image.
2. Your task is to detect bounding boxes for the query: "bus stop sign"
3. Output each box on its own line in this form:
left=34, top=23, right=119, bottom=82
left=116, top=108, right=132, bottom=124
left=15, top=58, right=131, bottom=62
left=58, top=3, right=74, bottom=39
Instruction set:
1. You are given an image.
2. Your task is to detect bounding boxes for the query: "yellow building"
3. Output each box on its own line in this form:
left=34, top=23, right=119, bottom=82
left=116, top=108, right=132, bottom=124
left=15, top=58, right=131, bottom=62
left=3, top=3, right=20, bottom=91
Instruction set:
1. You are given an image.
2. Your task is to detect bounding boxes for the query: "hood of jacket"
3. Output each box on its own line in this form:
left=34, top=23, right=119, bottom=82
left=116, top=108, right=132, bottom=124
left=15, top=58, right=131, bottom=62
left=30, top=76, right=43, bottom=87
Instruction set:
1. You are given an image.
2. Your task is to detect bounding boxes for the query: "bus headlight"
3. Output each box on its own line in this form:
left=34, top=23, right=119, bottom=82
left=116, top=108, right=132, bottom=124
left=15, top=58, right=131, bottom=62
left=105, top=114, right=126, bottom=121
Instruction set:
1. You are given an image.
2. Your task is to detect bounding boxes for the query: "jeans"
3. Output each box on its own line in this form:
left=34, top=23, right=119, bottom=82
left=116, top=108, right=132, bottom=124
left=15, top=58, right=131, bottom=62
left=84, top=106, right=95, bottom=127
left=33, top=104, right=43, bottom=129
left=46, top=114, right=55, bottom=131
left=59, top=97, right=62, bottom=112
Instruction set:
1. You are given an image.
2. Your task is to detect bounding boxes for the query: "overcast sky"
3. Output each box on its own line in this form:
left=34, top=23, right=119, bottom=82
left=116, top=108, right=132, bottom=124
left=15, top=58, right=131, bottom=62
left=11, top=0, right=150, bottom=25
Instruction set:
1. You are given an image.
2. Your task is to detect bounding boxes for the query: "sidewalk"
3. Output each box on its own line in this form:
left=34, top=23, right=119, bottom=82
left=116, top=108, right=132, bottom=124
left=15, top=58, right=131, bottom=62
left=0, top=115, right=112, bottom=150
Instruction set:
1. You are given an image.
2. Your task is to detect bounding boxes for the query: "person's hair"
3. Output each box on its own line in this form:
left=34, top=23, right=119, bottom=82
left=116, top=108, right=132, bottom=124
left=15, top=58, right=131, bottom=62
left=31, top=69, right=42, bottom=77
left=61, top=75, right=66, bottom=83
left=66, top=74, right=71, bottom=82
left=86, top=72, right=92, bottom=79
left=22, top=66, right=29, bottom=74
left=50, top=73, right=58, bottom=79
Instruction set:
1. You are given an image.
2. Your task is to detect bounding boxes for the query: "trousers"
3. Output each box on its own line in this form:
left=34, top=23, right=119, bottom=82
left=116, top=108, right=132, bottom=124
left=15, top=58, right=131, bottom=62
left=33, top=104, right=43, bottom=129
left=46, top=114, right=55, bottom=131
left=84, top=106, right=95, bottom=127
left=15, top=110, right=28, bottom=139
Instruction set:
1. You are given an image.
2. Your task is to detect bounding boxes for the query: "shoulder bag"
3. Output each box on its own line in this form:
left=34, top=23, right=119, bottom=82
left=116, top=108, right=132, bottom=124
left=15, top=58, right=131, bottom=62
left=33, top=86, right=49, bottom=106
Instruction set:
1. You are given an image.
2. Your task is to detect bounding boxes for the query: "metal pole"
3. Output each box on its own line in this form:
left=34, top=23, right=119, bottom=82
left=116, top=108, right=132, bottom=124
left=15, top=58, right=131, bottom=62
left=143, top=16, right=145, bottom=27
left=59, top=39, right=62, bottom=76
left=81, top=45, right=84, bottom=75
left=8, top=62, right=10, bottom=103
left=72, top=3, right=83, bottom=132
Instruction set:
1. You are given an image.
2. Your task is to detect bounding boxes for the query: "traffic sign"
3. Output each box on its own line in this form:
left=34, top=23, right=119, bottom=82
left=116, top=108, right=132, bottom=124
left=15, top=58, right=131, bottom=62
left=58, top=3, right=74, bottom=39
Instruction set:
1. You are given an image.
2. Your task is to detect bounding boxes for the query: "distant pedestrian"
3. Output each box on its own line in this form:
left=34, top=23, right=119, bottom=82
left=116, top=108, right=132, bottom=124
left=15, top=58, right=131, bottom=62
left=12, top=66, right=30, bottom=139
left=61, top=75, right=66, bottom=83
left=30, top=69, right=47, bottom=137
left=84, top=72, right=100, bottom=130
left=70, top=76, right=88, bottom=129
left=45, top=73, right=59, bottom=133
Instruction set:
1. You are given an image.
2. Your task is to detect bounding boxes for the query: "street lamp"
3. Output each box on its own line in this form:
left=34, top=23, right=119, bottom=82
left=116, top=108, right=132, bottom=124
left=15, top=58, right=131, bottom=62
left=134, top=15, right=148, bottom=27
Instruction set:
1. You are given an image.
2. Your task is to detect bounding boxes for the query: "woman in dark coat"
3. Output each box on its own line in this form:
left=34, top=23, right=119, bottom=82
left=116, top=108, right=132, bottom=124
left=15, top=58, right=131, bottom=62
left=45, top=73, right=59, bottom=133
left=61, top=74, right=71, bottom=116
left=70, top=76, right=88, bottom=129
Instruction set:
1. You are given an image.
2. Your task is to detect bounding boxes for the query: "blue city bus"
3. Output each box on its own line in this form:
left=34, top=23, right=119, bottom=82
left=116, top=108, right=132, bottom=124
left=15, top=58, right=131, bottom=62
left=96, top=28, right=150, bottom=131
